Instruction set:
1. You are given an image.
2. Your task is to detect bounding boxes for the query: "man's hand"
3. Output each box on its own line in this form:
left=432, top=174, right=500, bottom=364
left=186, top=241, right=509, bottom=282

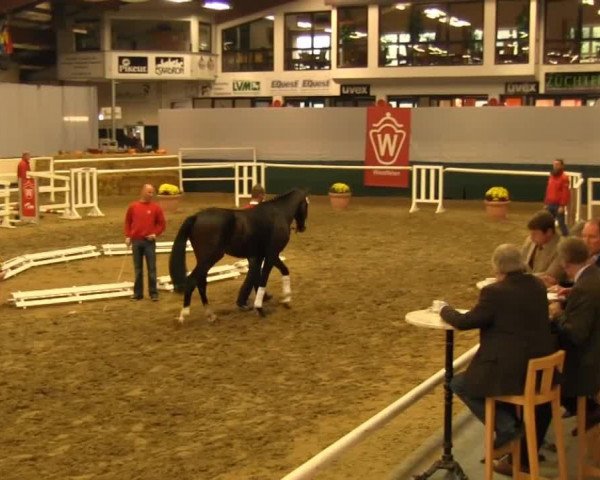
left=548, top=301, right=563, bottom=320
left=538, top=274, right=557, bottom=287
left=558, top=206, right=565, bottom=214
left=146, top=234, right=156, bottom=241
left=125, top=237, right=131, bottom=247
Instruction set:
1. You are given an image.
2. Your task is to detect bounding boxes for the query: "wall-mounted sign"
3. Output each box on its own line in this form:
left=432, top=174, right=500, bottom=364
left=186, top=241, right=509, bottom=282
left=545, top=72, right=600, bottom=92
left=58, top=52, right=105, bottom=81
left=233, top=80, right=261, bottom=93
left=505, top=82, right=538, bottom=95
left=341, top=84, right=371, bottom=96
left=155, top=56, right=185, bottom=76
left=100, top=106, right=122, bottom=120
left=118, top=56, right=148, bottom=74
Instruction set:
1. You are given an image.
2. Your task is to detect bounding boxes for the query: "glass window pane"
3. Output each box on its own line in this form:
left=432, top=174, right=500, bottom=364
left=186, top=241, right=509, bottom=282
left=379, top=1, right=483, bottom=67
left=221, top=18, right=274, bottom=72
left=111, top=19, right=190, bottom=51
left=338, top=6, right=368, bottom=68
left=285, top=11, right=331, bottom=70
left=74, top=19, right=101, bottom=52
left=199, top=22, right=211, bottom=52
left=496, top=0, right=529, bottom=64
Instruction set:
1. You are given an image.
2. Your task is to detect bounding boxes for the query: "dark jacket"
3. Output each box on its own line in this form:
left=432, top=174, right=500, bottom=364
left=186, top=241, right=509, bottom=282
left=553, top=264, right=600, bottom=397
left=441, top=272, right=557, bottom=398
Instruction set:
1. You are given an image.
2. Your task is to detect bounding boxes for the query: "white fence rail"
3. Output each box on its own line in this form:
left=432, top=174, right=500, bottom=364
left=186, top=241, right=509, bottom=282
left=282, top=344, right=479, bottom=480
left=588, top=177, right=600, bottom=220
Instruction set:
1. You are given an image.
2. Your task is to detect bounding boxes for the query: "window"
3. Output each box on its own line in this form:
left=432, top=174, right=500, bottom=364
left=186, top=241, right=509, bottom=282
left=495, top=0, right=529, bottom=64
left=199, top=22, right=211, bottom=52
left=338, top=7, right=368, bottom=68
left=111, top=19, right=191, bottom=51
left=222, top=18, right=274, bottom=72
left=285, top=11, right=331, bottom=70
left=545, top=0, right=600, bottom=64
left=379, top=1, right=483, bottom=67
left=73, top=19, right=101, bottom=52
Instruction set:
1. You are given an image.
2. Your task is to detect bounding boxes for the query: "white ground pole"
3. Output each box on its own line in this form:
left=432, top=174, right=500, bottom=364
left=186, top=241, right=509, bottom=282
left=0, top=179, right=16, bottom=228
left=409, top=165, right=445, bottom=213
left=445, top=168, right=584, bottom=222
left=28, top=171, right=71, bottom=215
left=282, top=344, right=479, bottom=480
left=588, top=178, right=600, bottom=220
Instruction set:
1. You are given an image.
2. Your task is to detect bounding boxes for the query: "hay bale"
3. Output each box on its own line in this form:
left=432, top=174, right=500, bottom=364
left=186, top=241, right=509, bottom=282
left=98, top=172, right=180, bottom=196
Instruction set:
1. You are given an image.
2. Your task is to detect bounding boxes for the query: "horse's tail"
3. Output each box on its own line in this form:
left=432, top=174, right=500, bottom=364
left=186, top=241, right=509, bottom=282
left=169, top=214, right=196, bottom=292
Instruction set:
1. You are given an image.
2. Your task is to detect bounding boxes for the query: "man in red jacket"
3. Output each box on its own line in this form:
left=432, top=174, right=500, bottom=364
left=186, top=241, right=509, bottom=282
left=17, top=152, right=31, bottom=182
left=124, top=184, right=166, bottom=301
left=544, top=158, right=570, bottom=236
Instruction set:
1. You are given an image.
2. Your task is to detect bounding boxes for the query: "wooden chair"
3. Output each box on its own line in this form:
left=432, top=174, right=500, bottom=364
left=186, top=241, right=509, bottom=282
left=484, top=350, right=568, bottom=480
left=576, top=396, right=600, bottom=480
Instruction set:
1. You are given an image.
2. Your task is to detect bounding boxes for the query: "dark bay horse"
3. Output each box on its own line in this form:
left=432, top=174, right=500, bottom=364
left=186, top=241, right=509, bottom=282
left=169, top=188, right=309, bottom=323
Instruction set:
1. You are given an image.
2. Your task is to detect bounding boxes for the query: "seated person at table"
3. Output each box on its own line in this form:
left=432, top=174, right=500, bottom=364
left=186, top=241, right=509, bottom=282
left=582, top=218, right=600, bottom=267
left=521, top=210, right=564, bottom=286
left=549, top=237, right=600, bottom=426
left=440, top=244, right=557, bottom=456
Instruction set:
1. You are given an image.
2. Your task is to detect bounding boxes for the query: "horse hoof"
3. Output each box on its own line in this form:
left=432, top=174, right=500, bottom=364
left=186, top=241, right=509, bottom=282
left=206, top=313, right=217, bottom=323
left=255, top=307, right=266, bottom=318
left=282, top=302, right=291, bottom=309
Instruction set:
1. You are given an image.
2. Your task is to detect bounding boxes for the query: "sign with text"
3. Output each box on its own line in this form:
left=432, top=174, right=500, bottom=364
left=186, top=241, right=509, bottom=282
left=154, top=56, right=185, bottom=76
left=364, top=107, right=411, bottom=188
left=58, top=52, right=105, bottom=80
left=118, top=56, right=148, bottom=75
left=341, top=84, right=370, bottom=97
left=545, top=72, right=600, bottom=92
left=18, top=177, right=38, bottom=222
left=505, top=81, right=538, bottom=95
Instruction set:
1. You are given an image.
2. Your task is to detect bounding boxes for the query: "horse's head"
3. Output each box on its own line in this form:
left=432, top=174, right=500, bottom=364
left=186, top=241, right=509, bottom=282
left=294, top=193, right=309, bottom=233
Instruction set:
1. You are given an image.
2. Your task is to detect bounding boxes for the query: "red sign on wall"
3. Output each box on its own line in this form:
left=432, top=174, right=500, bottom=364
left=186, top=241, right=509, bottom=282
left=19, top=177, right=38, bottom=221
left=364, top=106, right=411, bottom=188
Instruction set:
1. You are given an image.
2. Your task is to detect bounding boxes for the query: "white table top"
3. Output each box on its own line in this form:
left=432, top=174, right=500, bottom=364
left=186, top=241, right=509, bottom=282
left=405, top=308, right=467, bottom=330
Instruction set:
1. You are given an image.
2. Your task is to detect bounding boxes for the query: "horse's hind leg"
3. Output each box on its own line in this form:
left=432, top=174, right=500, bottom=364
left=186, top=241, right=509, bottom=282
left=177, top=266, right=199, bottom=325
left=273, top=257, right=291, bottom=307
left=196, top=254, right=223, bottom=323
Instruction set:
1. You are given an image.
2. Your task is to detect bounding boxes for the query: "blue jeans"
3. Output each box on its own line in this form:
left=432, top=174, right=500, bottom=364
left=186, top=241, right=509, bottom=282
left=132, top=238, right=157, bottom=298
left=546, top=204, right=569, bottom=236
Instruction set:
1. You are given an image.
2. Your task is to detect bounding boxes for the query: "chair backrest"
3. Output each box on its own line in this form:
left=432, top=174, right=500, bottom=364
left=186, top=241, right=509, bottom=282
left=523, top=350, right=565, bottom=401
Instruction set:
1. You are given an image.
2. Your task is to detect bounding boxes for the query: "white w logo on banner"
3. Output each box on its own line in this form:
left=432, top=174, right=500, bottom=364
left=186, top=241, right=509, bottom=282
left=368, top=113, right=406, bottom=165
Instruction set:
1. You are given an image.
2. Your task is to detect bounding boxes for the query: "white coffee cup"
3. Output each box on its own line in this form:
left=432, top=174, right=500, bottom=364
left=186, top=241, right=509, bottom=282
left=431, top=300, right=447, bottom=313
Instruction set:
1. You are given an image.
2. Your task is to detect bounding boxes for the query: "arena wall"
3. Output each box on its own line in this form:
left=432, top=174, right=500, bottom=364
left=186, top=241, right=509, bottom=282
left=0, top=83, right=99, bottom=158
left=158, top=107, right=600, bottom=201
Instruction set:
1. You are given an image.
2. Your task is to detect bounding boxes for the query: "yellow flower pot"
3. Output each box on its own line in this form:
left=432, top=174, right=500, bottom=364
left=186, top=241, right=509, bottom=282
left=157, top=194, right=183, bottom=213
left=329, top=192, right=351, bottom=210
left=484, top=200, right=510, bottom=220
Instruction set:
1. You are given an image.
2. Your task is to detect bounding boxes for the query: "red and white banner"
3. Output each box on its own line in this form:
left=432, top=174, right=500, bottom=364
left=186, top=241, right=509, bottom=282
left=364, top=106, right=411, bottom=188
left=19, top=177, right=38, bottom=221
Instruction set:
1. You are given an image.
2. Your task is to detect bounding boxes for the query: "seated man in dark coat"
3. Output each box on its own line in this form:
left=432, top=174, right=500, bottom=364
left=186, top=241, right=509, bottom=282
left=550, top=237, right=600, bottom=426
left=441, top=243, right=557, bottom=452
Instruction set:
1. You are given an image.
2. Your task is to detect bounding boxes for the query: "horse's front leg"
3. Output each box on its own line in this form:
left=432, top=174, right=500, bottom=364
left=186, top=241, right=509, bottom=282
left=272, top=257, right=291, bottom=307
left=253, top=259, right=275, bottom=317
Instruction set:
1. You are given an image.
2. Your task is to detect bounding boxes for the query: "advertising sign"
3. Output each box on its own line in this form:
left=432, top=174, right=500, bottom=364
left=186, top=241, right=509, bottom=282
left=154, top=56, right=185, bottom=76
left=18, top=177, right=38, bottom=222
left=545, top=72, right=600, bottom=92
left=364, top=107, right=411, bottom=188
left=118, top=56, right=148, bottom=75
left=58, top=52, right=105, bottom=81
left=341, top=84, right=371, bottom=96
left=505, top=82, right=538, bottom=95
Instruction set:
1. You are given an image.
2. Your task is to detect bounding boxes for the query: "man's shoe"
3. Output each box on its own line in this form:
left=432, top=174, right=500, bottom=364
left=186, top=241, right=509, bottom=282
left=151, top=295, right=159, bottom=302
left=493, top=456, right=530, bottom=477
left=237, top=303, right=252, bottom=312
left=263, top=292, right=273, bottom=302
left=494, top=423, right=524, bottom=450
left=130, top=295, right=143, bottom=301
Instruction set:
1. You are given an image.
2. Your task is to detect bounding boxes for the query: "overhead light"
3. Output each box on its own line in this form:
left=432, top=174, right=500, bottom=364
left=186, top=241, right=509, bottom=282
left=72, top=27, right=88, bottom=34
left=167, top=0, right=193, bottom=3
left=395, top=3, right=409, bottom=10
left=297, top=21, right=312, bottom=29
left=202, top=0, right=232, bottom=10
left=265, top=15, right=275, bottom=21
left=120, top=0, right=151, bottom=3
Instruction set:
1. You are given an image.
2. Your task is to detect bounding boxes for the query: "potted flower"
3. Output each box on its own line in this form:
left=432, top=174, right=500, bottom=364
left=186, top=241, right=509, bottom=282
left=484, top=186, right=510, bottom=219
left=157, top=183, right=183, bottom=213
left=329, top=182, right=352, bottom=209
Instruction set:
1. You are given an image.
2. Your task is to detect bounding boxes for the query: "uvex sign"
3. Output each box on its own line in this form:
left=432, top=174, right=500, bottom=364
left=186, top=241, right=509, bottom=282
left=505, top=82, right=538, bottom=95
left=341, top=84, right=370, bottom=96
